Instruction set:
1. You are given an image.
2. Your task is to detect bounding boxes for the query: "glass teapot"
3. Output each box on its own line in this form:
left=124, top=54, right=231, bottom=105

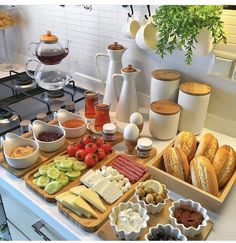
left=28, top=31, right=69, bottom=65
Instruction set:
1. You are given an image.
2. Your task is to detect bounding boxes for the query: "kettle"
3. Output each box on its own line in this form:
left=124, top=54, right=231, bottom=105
left=95, top=42, right=127, bottom=111
left=28, top=31, right=69, bottom=65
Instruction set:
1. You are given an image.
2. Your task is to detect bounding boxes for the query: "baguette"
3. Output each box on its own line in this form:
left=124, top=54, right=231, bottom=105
left=195, top=133, right=218, bottom=162
left=212, top=145, right=236, bottom=188
left=163, top=147, right=189, bottom=182
left=174, top=131, right=197, bottom=161
left=190, top=156, right=219, bottom=196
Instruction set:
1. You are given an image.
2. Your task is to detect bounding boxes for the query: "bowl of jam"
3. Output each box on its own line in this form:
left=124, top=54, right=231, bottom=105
left=31, top=120, right=66, bottom=152
left=57, top=109, right=87, bottom=138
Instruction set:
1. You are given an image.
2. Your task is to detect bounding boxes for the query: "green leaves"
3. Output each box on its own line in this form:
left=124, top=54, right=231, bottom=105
left=152, top=5, right=227, bottom=64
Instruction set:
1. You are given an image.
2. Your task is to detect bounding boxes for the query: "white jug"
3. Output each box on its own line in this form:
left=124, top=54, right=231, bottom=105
left=113, top=65, right=140, bottom=123
left=95, top=42, right=127, bottom=111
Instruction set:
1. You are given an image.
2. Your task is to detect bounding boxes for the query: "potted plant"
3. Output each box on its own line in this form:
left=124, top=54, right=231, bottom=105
left=152, top=5, right=227, bottom=64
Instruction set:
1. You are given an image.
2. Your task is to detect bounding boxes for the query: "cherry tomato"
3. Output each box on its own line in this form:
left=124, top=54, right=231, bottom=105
left=94, top=137, right=104, bottom=147
left=75, top=149, right=87, bottom=161
left=85, top=143, right=97, bottom=154
left=74, top=141, right=84, bottom=151
left=96, top=148, right=106, bottom=161
left=101, top=143, right=112, bottom=154
left=82, top=134, right=93, bottom=145
left=84, top=153, right=98, bottom=167
left=67, top=144, right=77, bottom=157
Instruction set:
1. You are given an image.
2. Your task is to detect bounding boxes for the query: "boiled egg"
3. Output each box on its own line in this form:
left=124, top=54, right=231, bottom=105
left=123, top=123, right=139, bottom=141
left=130, top=112, right=143, bottom=126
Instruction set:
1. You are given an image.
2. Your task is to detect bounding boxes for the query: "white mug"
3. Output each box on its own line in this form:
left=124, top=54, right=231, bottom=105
left=135, top=18, right=158, bottom=51
left=122, top=16, right=140, bottom=39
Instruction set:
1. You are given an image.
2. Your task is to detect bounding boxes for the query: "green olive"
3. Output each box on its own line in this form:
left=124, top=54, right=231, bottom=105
left=146, top=193, right=154, bottom=204
left=136, top=188, right=146, bottom=198
left=155, top=195, right=164, bottom=203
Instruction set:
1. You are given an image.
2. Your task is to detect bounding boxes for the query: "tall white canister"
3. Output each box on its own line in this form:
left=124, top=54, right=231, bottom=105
left=149, top=100, right=181, bottom=140
left=150, top=69, right=181, bottom=103
left=178, top=82, right=211, bottom=135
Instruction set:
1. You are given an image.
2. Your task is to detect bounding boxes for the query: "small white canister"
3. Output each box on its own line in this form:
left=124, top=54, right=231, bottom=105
left=150, top=69, right=181, bottom=103
left=149, top=100, right=181, bottom=140
left=178, top=81, right=211, bottom=135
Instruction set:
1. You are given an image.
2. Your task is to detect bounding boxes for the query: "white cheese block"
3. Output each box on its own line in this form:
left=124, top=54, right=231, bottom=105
left=100, top=183, right=123, bottom=204
left=80, top=170, right=95, bottom=187
left=86, top=173, right=104, bottom=188
left=93, top=178, right=111, bottom=195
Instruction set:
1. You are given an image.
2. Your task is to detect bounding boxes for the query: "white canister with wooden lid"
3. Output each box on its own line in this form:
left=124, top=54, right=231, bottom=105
left=150, top=69, right=181, bottom=103
left=178, top=82, right=211, bottom=135
left=149, top=100, right=181, bottom=140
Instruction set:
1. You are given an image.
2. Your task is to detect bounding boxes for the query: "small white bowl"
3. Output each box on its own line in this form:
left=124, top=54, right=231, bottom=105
left=135, top=181, right=170, bottom=214
left=144, top=224, right=187, bottom=241
left=169, top=199, right=209, bottom=237
left=2, top=133, right=39, bottom=169
left=57, top=109, right=87, bottom=138
left=109, top=201, right=149, bottom=240
left=31, top=120, right=66, bottom=152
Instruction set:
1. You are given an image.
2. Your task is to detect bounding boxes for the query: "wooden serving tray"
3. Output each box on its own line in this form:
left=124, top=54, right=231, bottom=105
left=148, top=141, right=236, bottom=211
left=0, top=118, right=123, bottom=178
left=56, top=152, right=157, bottom=232
left=97, top=196, right=213, bottom=241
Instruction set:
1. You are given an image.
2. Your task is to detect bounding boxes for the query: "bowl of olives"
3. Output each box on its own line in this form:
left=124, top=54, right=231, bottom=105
left=135, top=180, right=169, bottom=214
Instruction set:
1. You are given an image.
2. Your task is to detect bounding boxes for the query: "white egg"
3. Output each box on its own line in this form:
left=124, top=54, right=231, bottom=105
left=130, top=112, right=143, bottom=126
left=123, top=178, right=129, bottom=184
left=123, top=123, right=139, bottom=140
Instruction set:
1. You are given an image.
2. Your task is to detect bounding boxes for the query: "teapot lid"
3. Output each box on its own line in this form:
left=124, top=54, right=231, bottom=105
left=40, top=31, right=58, bottom=43
left=122, top=64, right=137, bottom=73
left=108, top=42, right=125, bottom=50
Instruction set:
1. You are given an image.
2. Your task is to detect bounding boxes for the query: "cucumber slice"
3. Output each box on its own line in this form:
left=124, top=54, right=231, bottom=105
left=66, top=171, right=81, bottom=180
left=45, top=181, right=62, bottom=195
left=72, top=161, right=87, bottom=171
left=39, top=165, right=51, bottom=175
left=47, top=167, right=60, bottom=180
left=57, top=173, right=69, bottom=186
left=33, top=171, right=41, bottom=178
left=59, top=159, right=73, bottom=169
left=54, top=155, right=67, bottom=164
left=36, top=176, right=50, bottom=188
left=33, top=178, right=38, bottom=184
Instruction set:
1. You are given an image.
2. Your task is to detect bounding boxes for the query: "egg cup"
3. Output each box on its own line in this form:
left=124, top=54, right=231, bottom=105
left=124, top=139, right=137, bottom=155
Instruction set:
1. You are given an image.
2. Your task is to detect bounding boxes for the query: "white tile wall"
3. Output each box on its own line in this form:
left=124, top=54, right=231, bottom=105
left=1, top=4, right=236, bottom=137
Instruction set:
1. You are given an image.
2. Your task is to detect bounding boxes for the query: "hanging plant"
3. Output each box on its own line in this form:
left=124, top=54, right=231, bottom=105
left=152, top=5, right=227, bottom=64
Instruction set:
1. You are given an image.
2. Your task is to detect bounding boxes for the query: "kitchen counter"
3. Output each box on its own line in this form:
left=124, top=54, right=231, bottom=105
left=0, top=70, right=235, bottom=240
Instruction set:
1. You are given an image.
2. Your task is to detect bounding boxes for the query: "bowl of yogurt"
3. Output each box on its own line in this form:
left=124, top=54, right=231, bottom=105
left=109, top=201, right=149, bottom=240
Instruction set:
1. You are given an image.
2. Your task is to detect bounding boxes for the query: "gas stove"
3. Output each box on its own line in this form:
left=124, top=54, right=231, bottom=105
left=0, top=71, right=85, bottom=136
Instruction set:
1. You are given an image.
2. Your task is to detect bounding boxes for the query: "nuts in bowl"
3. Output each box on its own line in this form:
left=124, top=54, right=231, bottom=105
left=135, top=180, right=169, bottom=214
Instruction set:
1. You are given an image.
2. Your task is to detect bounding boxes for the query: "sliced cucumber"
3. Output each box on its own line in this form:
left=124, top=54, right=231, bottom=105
left=33, top=178, right=38, bottom=184
left=47, top=167, right=60, bottom=180
left=45, top=181, right=62, bottom=195
left=59, top=159, right=73, bottom=169
left=33, top=171, right=41, bottom=178
left=39, top=165, right=51, bottom=175
left=57, top=173, right=69, bottom=186
left=66, top=171, right=81, bottom=180
left=72, top=161, right=87, bottom=171
left=36, top=176, right=50, bottom=188
left=54, top=155, right=67, bottom=164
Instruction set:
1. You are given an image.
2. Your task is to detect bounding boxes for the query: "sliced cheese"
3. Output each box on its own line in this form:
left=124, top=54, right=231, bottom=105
left=80, top=170, right=95, bottom=187
left=85, top=173, right=104, bottom=188
left=100, top=183, right=123, bottom=204
left=55, top=191, right=74, bottom=203
left=73, top=196, right=98, bottom=219
left=60, top=194, right=83, bottom=217
left=93, top=178, right=110, bottom=195
left=70, top=185, right=87, bottom=196
left=80, top=188, right=106, bottom=213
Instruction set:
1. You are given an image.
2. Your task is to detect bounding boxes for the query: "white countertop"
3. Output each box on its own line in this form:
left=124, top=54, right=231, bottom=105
left=0, top=70, right=235, bottom=240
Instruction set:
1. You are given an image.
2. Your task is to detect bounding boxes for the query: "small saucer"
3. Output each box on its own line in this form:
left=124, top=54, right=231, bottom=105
left=87, top=117, right=116, bottom=135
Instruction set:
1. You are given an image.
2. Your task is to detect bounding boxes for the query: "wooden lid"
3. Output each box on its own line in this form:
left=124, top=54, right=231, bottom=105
left=108, top=42, right=125, bottom=50
left=151, top=69, right=181, bottom=81
left=40, top=31, right=58, bottom=43
left=150, top=100, right=180, bottom=115
left=122, top=64, right=137, bottom=73
left=180, top=82, right=211, bottom=96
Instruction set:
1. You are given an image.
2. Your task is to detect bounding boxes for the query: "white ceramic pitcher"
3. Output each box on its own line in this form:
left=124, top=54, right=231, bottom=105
left=113, top=65, right=140, bottom=123
left=95, top=42, right=127, bottom=111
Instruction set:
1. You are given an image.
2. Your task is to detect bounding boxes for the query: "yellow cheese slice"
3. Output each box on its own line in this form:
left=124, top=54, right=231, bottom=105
left=55, top=191, right=74, bottom=203
left=70, top=185, right=87, bottom=196
left=60, top=194, right=83, bottom=217
left=73, top=196, right=98, bottom=219
left=80, top=188, right=106, bottom=213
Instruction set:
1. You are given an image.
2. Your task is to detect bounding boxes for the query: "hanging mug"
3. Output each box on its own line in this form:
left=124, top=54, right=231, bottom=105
left=122, top=16, right=140, bottom=39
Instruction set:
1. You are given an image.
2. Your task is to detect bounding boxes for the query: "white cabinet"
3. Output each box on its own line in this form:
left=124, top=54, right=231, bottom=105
left=0, top=190, right=65, bottom=240
left=7, top=220, right=29, bottom=241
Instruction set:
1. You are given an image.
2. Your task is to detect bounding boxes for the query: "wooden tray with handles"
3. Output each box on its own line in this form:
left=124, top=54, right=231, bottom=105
left=56, top=150, right=157, bottom=232
left=0, top=118, right=123, bottom=178
left=147, top=140, right=236, bottom=211
left=96, top=196, right=213, bottom=241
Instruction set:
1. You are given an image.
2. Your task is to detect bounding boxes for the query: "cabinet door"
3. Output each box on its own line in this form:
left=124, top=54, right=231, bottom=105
left=7, top=220, right=29, bottom=241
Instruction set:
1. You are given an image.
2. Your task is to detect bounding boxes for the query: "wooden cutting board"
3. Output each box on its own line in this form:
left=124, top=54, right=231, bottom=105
left=56, top=150, right=157, bottom=232
left=96, top=197, right=213, bottom=241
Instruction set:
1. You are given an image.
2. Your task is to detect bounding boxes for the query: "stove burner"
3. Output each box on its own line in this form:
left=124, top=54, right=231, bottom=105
left=47, top=89, right=64, bottom=98
left=0, top=107, right=19, bottom=124
left=15, top=73, right=33, bottom=85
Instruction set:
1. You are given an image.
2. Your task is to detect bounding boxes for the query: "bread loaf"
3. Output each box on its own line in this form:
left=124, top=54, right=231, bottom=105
left=163, top=147, right=189, bottom=182
left=174, top=131, right=197, bottom=161
left=212, top=145, right=236, bottom=188
left=190, top=156, right=219, bottom=196
left=195, top=133, right=218, bottom=162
